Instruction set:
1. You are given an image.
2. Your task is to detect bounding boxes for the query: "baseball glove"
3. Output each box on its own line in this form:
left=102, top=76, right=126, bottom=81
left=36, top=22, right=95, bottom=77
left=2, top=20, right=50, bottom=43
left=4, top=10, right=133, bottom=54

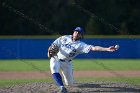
left=48, top=44, right=59, bottom=58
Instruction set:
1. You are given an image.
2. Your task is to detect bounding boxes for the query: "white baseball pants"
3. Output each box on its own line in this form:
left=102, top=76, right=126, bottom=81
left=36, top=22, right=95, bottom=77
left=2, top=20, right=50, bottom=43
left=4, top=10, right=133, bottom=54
left=50, top=57, right=74, bottom=86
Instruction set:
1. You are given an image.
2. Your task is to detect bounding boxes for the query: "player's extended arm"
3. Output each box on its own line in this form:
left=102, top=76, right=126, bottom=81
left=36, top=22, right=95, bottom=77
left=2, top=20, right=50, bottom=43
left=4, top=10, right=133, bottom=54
left=91, top=45, right=118, bottom=52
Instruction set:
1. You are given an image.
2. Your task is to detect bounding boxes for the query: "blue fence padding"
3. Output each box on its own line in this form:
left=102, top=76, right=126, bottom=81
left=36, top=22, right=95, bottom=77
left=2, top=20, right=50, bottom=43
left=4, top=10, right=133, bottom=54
left=79, top=38, right=140, bottom=59
left=0, top=38, right=140, bottom=59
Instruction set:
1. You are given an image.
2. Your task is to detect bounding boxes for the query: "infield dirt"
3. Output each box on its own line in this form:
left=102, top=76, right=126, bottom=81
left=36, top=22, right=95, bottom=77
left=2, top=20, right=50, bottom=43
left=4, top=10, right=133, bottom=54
left=0, top=71, right=140, bottom=93
left=0, top=71, right=140, bottom=79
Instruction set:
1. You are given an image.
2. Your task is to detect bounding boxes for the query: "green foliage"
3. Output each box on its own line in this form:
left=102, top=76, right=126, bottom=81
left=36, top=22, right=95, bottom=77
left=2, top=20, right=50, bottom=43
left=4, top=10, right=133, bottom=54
left=0, top=0, right=139, bottom=35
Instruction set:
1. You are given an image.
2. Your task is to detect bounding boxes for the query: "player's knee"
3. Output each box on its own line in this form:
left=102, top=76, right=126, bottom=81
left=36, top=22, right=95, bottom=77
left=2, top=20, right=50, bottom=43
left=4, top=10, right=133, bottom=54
left=50, top=67, right=59, bottom=74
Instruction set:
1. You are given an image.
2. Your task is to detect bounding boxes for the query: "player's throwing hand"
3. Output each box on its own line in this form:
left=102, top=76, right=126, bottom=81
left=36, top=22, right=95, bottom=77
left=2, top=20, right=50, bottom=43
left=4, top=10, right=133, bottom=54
left=107, top=46, right=119, bottom=52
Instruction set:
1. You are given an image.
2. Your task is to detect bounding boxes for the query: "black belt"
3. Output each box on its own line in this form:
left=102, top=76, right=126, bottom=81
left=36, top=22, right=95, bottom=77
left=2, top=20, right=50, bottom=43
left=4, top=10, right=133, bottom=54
left=59, top=59, right=72, bottom=62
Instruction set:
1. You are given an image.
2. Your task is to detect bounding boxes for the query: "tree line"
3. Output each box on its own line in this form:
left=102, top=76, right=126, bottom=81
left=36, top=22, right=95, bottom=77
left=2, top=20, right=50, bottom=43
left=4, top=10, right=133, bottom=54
left=0, top=0, right=139, bottom=35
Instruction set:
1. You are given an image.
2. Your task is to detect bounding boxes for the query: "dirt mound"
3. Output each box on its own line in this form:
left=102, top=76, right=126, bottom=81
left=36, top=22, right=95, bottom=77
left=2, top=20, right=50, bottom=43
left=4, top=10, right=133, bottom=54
left=0, top=81, right=140, bottom=93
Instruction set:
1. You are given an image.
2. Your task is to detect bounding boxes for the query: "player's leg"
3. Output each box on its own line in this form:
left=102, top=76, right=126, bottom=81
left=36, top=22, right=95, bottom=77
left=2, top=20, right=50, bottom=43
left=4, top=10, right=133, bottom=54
left=61, top=61, right=74, bottom=86
left=50, top=58, right=64, bottom=87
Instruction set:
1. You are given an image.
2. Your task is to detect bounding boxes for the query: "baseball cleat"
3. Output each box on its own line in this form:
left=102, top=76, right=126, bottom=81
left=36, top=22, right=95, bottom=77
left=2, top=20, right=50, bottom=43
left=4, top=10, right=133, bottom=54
left=58, top=86, right=68, bottom=93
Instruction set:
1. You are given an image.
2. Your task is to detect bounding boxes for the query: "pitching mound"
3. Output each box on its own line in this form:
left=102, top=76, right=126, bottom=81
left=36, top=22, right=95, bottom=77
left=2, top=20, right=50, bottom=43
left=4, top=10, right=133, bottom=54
left=0, top=81, right=140, bottom=93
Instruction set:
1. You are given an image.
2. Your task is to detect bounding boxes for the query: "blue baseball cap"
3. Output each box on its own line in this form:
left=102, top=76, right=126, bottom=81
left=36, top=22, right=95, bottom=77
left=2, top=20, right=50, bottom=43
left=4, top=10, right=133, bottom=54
left=74, top=27, right=84, bottom=34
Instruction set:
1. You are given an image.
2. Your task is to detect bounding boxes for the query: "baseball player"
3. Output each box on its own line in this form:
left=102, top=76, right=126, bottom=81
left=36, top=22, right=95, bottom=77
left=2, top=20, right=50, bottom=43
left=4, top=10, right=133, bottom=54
left=48, top=27, right=119, bottom=93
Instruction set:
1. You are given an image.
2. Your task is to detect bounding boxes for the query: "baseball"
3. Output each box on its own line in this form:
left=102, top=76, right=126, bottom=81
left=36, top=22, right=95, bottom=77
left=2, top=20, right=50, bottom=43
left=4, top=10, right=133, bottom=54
left=115, top=45, right=119, bottom=49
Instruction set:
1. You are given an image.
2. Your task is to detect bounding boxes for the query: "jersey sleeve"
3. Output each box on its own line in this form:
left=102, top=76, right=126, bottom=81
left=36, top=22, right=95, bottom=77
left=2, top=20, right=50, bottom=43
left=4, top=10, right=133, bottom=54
left=79, top=42, right=93, bottom=53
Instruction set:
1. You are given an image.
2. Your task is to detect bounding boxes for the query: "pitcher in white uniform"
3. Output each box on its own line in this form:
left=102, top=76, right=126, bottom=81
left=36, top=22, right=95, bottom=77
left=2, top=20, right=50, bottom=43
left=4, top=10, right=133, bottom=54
left=48, top=27, right=119, bottom=93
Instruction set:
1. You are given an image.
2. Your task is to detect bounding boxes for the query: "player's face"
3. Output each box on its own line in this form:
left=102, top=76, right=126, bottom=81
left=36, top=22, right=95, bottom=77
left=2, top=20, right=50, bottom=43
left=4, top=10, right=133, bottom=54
left=72, top=31, right=82, bottom=41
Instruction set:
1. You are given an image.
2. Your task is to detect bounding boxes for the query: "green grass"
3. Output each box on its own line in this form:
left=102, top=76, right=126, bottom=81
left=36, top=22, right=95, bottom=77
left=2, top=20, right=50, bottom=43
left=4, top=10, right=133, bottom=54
left=0, top=59, right=140, bottom=87
left=0, top=59, right=140, bottom=71
left=0, top=77, right=140, bottom=87
left=0, top=78, right=53, bottom=88
left=73, top=59, right=140, bottom=71
left=0, top=59, right=50, bottom=71
left=75, top=77, right=140, bottom=85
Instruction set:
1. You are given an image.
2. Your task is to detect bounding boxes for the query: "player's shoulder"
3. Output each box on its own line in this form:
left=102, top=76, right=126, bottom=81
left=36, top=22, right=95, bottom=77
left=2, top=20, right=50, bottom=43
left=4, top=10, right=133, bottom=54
left=60, top=35, right=72, bottom=39
left=79, top=41, right=86, bottom=45
left=77, top=40, right=88, bottom=46
left=58, top=35, right=72, bottom=42
left=62, top=35, right=71, bottom=38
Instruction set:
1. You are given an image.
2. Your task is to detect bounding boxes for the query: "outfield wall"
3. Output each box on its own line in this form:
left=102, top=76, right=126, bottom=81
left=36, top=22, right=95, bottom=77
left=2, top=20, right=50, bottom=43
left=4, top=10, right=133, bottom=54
left=0, top=37, right=140, bottom=59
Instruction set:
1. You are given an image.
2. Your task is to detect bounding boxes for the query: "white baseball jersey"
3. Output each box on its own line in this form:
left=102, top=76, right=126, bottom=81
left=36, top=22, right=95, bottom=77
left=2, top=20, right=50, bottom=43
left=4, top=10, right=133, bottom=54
left=50, top=35, right=93, bottom=85
left=53, top=35, right=92, bottom=60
